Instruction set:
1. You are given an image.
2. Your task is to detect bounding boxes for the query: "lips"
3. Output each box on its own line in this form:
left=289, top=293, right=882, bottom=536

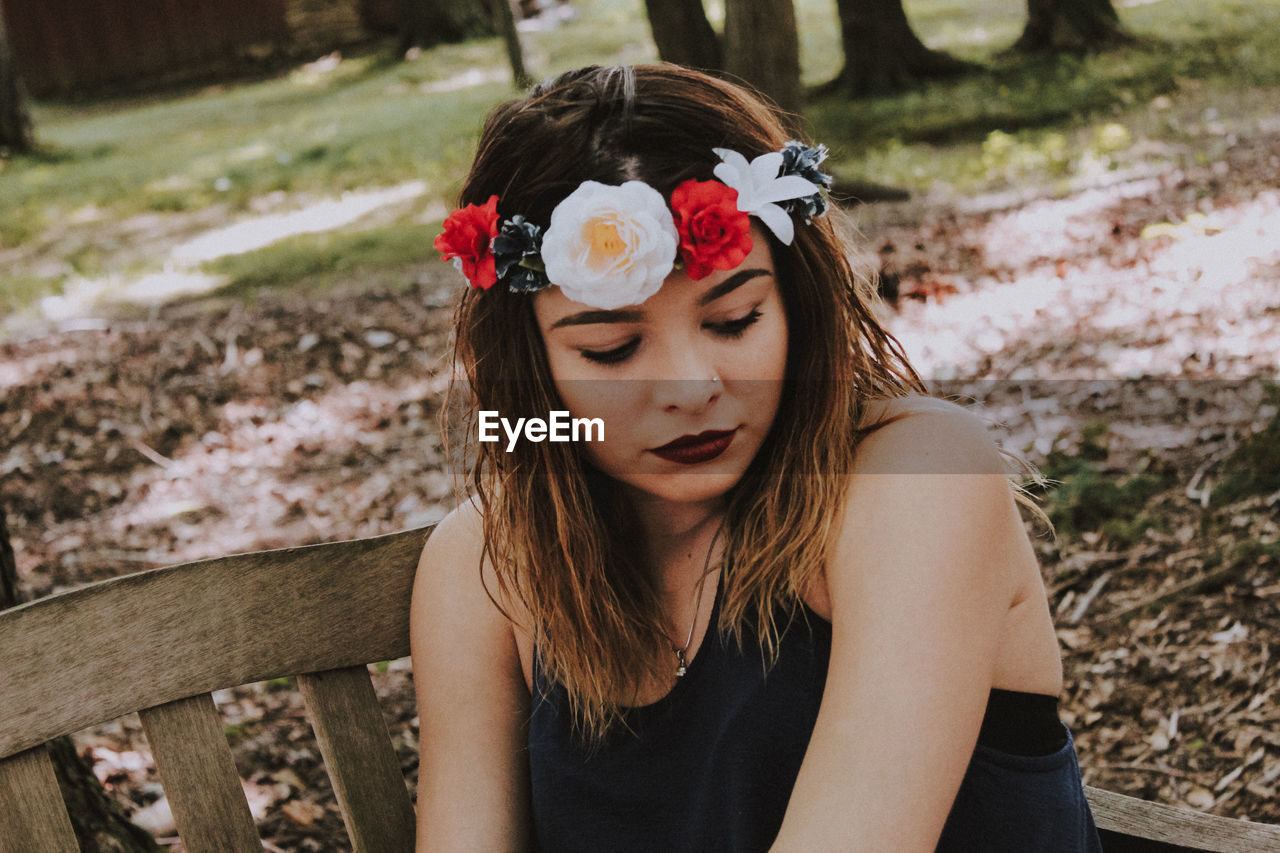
left=649, top=429, right=738, bottom=465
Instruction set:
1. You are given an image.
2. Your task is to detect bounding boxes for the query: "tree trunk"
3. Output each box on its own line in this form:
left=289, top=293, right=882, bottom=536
left=643, top=0, right=722, bottom=71
left=1, top=509, right=163, bottom=852
left=395, top=0, right=494, bottom=53
left=1013, top=0, right=1132, bottom=53
left=0, top=0, right=35, bottom=154
left=0, top=507, right=21, bottom=607
left=493, top=0, right=531, bottom=88
left=828, top=0, right=976, bottom=96
left=724, top=0, right=802, bottom=127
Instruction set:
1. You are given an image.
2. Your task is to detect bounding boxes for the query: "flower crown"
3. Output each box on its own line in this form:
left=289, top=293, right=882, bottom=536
left=434, top=142, right=833, bottom=310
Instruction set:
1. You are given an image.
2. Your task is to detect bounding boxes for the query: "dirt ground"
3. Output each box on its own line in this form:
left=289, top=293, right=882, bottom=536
left=2, top=127, right=1278, bottom=849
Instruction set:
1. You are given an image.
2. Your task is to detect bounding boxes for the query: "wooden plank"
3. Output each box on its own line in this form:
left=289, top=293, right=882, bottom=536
left=0, top=744, right=78, bottom=853
left=139, top=694, right=259, bottom=853
left=0, top=526, right=429, bottom=760
left=298, top=666, right=415, bottom=852
left=1087, top=786, right=1280, bottom=852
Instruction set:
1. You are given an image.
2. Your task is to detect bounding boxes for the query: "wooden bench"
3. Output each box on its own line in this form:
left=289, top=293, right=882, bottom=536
left=2, top=528, right=1278, bottom=852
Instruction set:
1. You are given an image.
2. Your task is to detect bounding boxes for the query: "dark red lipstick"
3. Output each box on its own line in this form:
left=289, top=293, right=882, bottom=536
left=650, top=429, right=737, bottom=465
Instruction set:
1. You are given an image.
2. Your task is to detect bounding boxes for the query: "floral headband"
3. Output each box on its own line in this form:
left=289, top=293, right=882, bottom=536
left=434, top=141, right=833, bottom=310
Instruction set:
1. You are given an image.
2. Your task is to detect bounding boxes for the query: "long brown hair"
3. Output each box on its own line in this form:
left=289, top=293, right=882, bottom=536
left=446, top=65, right=924, bottom=741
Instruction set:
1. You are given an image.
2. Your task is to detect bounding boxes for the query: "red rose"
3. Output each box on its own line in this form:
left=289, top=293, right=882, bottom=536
left=434, top=195, right=500, bottom=290
left=671, top=180, right=753, bottom=280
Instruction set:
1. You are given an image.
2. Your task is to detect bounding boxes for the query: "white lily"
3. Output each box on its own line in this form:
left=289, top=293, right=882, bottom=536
left=712, top=148, right=820, bottom=245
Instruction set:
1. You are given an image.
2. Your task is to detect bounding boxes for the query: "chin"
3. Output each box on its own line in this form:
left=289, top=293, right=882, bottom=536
left=616, top=468, right=749, bottom=508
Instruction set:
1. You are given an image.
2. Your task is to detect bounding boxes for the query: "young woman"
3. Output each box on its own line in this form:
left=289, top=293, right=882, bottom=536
left=411, top=64, right=1102, bottom=852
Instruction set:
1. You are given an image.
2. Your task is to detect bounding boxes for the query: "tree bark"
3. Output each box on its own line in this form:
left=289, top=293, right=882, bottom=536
left=643, top=0, right=722, bottom=71
left=0, top=507, right=21, bottom=609
left=395, top=0, right=495, bottom=53
left=0, top=0, right=35, bottom=154
left=724, top=0, right=802, bottom=127
left=1, top=509, right=162, bottom=852
left=828, top=0, right=976, bottom=96
left=1013, top=0, right=1133, bottom=53
left=493, top=0, right=531, bottom=89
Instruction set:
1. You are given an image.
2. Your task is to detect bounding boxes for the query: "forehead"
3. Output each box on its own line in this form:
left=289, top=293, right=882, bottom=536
left=533, top=226, right=778, bottom=326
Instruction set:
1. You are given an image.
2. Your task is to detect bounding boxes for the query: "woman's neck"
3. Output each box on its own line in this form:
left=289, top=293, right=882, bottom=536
left=624, top=495, right=726, bottom=594
left=627, top=490, right=721, bottom=538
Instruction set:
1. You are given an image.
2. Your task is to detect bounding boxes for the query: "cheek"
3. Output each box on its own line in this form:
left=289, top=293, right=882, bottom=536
left=552, top=381, right=643, bottom=475
left=770, top=319, right=789, bottom=375
left=551, top=374, right=644, bottom=428
left=743, top=309, right=789, bottom=380
left=541, top=343, right=645, bottom=443
left=741, top=309, right=787, bottom=418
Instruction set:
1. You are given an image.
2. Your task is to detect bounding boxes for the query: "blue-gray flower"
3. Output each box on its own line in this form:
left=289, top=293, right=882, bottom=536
left=492, top=216, right=549, bottom=293
left=779, top=141, right=833, bottom=220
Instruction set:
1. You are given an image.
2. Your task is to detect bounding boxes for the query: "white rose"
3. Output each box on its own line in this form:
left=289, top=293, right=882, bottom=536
left=540, top=181, right=678, bottom=309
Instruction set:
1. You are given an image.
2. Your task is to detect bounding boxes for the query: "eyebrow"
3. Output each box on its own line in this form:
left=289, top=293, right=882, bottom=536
left=549, top=268, right=772, bottom=329
left=550, top=308, right=645, bottom=329
left=698, top=268, right=770, bottom=306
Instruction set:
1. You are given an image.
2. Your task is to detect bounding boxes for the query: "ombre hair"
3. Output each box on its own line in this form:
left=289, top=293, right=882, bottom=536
left=445, top=64, right=925, bottom=741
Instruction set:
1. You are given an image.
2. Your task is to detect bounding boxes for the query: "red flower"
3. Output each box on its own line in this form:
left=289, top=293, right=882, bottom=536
left=434, top=195, right=500, bottom=290
left=671, top=180, right=753, bottom=281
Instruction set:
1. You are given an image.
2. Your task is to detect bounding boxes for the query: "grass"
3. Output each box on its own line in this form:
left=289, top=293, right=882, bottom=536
left=1, top=275, right=65, bottom=317
left=2, top=0, right=1279, bottom=314
left=201, top=224, right=436, bottom=300
left=4, top=60, right=505, bottom=245
left=808, top=0, right=1280, bottom=194
left=1211, top=387, right=1280, bottom=506
left=2, top=0, right=656, bottom=243
left=1037, top=448, right=1175, bottom=546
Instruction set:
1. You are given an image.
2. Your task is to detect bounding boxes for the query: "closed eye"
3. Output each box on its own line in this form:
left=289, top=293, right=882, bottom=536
left=579, top=337, right=640, bottom=365
left=706, top=309, right=762, bottom=339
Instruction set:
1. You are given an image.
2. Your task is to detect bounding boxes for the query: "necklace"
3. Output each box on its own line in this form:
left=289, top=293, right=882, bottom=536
left=672, top=521, right=724, bottom=678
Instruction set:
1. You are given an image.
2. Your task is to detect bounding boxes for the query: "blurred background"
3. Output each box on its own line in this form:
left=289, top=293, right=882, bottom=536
left=1, top=0, right=1278, bottom=849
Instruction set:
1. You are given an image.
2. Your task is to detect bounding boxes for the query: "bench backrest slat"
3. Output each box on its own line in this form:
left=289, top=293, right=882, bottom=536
left=138, top=693, right=261, bottom=853
left=1086, top=786, right=1280, bottom=852
left=0, top=744, right=78, bottom=852
left=298, top=665, right=416, bottom=852
left=0, top=527, right=426, bottom=760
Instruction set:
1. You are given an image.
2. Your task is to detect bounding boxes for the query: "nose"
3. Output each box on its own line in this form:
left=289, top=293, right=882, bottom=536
left=656, top=376, right=721, bottom=413
left=651, top=340, right=722, bottom=413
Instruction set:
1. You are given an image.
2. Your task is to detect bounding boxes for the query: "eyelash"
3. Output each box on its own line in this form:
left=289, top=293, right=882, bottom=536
left=580, top=339, right=640, bottom=365
left=708, top=309, right=763, bottom=340
left=578, top=309, right=764, bottom=365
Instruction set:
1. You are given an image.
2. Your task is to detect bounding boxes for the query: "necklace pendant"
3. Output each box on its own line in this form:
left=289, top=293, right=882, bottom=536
left=674, top=648, right=688, bottom=678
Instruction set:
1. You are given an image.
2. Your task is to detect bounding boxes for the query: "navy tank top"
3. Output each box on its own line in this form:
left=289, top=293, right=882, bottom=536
left=528, top=579, right=1103, bottom=852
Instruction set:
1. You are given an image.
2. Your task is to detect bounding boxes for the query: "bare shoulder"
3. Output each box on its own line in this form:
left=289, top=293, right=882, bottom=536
left=854, top=395, right=1008, bottom=476
left=413, top=496, right=534, bottom=634
left=841, top=395, right=1021, bottom=551
left=809, top=397, right=1025, bottom=612
left=411, top=497, right=510, bottom=653
left=416, top=498, right=486, bottom=583
left=412, top=499, right=536, bottom=690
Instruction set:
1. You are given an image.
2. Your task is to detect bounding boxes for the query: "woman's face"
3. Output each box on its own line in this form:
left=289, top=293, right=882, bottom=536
left=534, top=226, right=788, bottom=512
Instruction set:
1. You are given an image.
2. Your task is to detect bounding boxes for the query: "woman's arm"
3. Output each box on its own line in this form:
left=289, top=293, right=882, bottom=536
left=771, top=402, right=1029, bottom=851
left=411, top=503, right=531, bottom=852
